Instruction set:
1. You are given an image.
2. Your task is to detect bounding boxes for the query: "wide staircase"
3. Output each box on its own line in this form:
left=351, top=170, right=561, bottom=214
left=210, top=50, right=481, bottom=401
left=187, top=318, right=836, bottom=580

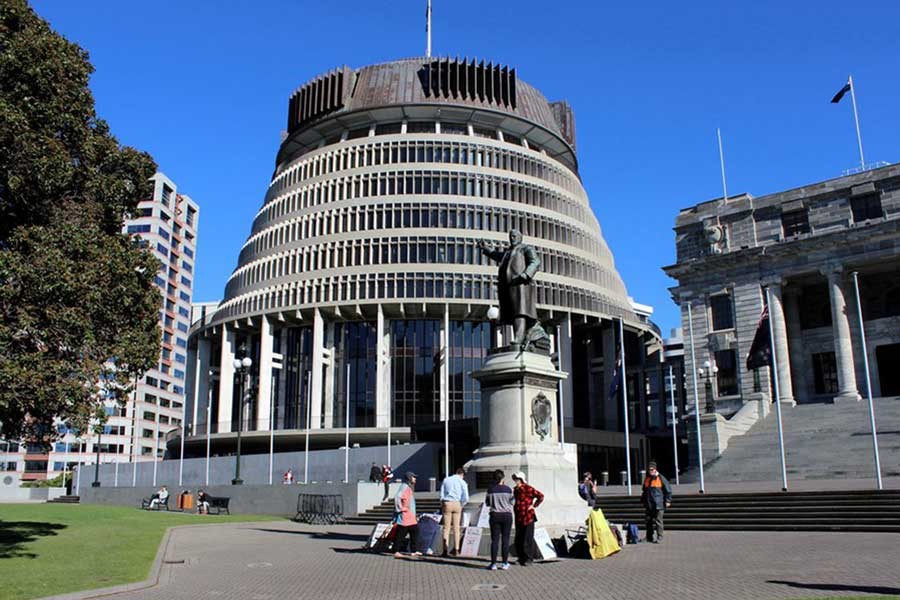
left=345, top=493, right=442, bottom=526
left=684, top=397, right=900, bottom=482
left=47, top=495, right=80, bottom=504
left=595, top=490, right=900, bottom=532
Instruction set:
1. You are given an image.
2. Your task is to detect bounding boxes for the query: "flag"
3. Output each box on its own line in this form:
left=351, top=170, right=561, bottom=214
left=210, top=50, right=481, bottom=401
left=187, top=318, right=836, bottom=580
left=746, top=305, right=771, bottom=370
left=425, top=0, right=431, bottom=32
left=831, top=80, right=852, bottom=104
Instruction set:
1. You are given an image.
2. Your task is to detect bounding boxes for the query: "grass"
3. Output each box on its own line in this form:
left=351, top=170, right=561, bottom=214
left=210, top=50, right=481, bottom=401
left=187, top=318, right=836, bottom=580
left=0, top=503, right=282, bottom=600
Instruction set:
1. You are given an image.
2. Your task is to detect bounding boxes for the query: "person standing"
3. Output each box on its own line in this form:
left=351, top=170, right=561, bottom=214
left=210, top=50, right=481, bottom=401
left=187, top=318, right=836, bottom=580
left=381, top=464, right=393, bottom=500
left=393, top=471, right=420, bottom=558
left=640, top=461, right=672, bottom=543
left=486, top=469, right=514, bottom=571
left=369, top=462, right=383, bottom=483
left=579, top=471, right=597, bottom=506
left=439, top=467, right=469, bottom=557
left=511, top=471, right=543, bottom=566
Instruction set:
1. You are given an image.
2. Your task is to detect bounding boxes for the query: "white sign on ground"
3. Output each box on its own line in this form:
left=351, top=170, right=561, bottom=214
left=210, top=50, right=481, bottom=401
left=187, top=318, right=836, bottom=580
left=533, top=527, right=557, bottom=559
left=459, top=527, right=482, bottom=557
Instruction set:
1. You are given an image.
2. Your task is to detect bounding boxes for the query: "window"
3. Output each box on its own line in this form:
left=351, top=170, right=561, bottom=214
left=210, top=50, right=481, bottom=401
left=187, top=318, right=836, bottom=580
left=176, top=337, right=187, bottom=348
left=440, top=122, right=467, bottom=135
left=472, top=126, right=497, bottom=139
left=715, top=350, right=739, bottom=396
left=180, top=276, right=192, bottom=288
left=24, top=461, right=48, bottom=473
left=406, top=121, right=436, bottom=134
left=158, top=227, right=170, bottom=241
left=375, top=122, right=402, bottom=135
left=186, top=206, right=197, bottom=227
left=709, top=294, right=734, bottom=331
left=137, top=207, right=153, bottom=217
left=178, top=307, right=189, bottom=318
left=813, top=352, right=839, bottom=394
left=156, top=243, right=168, bottom=257
left=177, top=322, right=189, bottom=333
left=161, top=184, right=173, bottom=206
left=346, top=126, right=370, bottom=140
left=183, top=248, right=194, bottom=259
left=142, top=428, right=154, bottom=439
left=781, top=209, right=810, bottom=237
left=174, top=369, right=185, bottom=379
left=143, top=411, right=155, bottom=421
left=850, top=193, right=883, bottom=222
left=127, top=224, right=152, bottom=234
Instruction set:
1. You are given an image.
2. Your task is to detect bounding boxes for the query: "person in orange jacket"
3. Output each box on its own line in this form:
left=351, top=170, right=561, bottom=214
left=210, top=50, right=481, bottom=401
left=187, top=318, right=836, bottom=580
left=640, top=461, right=672, bottom=543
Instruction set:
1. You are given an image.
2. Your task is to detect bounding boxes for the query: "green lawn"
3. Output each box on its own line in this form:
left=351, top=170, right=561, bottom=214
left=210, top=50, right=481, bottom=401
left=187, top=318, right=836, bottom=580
left=0, top=503, right=282, bottom=600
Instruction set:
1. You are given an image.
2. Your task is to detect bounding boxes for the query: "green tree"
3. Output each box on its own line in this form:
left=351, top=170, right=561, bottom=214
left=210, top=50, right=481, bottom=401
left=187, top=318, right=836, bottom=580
left=0, top=0, right=161, bottom=441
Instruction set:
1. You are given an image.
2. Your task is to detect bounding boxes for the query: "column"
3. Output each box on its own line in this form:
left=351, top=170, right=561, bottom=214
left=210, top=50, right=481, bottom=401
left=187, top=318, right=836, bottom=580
left=309, top=308, right=324, bottom=429
left=558, top=314, right=574, bottom=428
left=375, top=304, right=390, bottom=427
left=323, top=322, right=336, bottom=429
left=218, top=327, right=235, bottom=431
left=823, top=266, right=860, bottom=402
left=767, top=283, right=796, bottom=405
left=782, top=288, right=808, bottom=403
left=257, top=317, right=273, bottom=431
left=195, top=337, right=211, bottom=434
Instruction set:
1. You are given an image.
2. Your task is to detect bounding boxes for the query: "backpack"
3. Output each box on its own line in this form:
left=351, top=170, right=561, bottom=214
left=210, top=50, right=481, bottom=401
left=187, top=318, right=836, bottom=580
left=578, top=483, right=589, bottom=500
left=624, top=522, right=640, bottom=544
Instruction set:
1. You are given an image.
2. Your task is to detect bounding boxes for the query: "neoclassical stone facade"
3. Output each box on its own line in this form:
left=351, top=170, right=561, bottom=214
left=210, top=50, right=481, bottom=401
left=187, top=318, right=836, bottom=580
left=665, top=164, right=900, bottom=429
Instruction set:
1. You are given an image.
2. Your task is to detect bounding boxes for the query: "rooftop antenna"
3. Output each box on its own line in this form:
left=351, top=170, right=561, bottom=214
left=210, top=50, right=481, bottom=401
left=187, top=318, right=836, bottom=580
left=426, top=0, right=432, bottom=58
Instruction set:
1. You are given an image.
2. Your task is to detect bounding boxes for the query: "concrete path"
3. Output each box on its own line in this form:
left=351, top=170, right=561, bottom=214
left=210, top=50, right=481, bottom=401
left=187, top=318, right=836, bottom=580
left=80, top=522, right=900, bottom=600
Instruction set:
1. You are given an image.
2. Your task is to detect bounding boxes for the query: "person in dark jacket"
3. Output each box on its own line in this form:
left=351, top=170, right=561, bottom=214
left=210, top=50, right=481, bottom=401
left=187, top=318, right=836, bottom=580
left=485, top=469, right=514, bottom=570
left=640, top=461, right=672, bottom=543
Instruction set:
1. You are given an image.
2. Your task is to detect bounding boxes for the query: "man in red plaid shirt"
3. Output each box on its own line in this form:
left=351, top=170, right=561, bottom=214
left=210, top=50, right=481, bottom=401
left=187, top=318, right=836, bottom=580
left=511, top=471, right=543, bottom=566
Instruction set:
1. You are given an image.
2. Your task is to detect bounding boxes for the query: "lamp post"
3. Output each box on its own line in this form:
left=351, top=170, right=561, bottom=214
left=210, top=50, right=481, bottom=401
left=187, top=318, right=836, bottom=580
left=698, top=360, right=718, bottom=415
left=91, top=427, right=102, bottom=487
left=232, top=355, right=253, bottom=485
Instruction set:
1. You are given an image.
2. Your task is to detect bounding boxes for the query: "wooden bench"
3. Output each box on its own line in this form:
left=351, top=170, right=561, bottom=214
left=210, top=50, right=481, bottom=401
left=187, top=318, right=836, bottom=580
left=207, top=496, right=230, bottom=515
left=140, top=495, right=170, bottom=511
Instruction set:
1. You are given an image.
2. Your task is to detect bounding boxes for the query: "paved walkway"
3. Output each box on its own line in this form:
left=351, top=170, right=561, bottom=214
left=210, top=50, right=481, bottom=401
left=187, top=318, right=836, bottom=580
left=96, top=522, right=900, bottom=600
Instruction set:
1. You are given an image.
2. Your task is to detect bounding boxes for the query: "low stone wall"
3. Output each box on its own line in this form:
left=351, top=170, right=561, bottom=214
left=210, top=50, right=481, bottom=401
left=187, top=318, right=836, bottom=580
left=0, top=487, right=66, bottom=502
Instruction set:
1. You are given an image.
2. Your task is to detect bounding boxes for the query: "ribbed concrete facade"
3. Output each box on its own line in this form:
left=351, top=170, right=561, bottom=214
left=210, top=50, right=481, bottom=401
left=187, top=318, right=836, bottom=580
left=184, top=58, right=658, bottom=471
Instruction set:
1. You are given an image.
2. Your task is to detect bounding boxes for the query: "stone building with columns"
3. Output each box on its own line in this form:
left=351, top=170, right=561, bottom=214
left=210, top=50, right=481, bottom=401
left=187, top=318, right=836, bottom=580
left=179, top=57, right=670, bottom=481
left=664, top=163, right=900, bottom=464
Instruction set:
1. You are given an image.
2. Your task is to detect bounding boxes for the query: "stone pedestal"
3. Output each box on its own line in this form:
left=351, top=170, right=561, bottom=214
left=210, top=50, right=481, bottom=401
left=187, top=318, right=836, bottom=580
left=464, top=348, right=586, bottom=528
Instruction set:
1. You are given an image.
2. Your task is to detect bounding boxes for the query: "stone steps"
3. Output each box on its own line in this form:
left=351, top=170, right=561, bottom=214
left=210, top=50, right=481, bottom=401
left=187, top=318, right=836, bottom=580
left=683, top=397, right=900, bottom=483
left=47, top=495, right=80, bottom=504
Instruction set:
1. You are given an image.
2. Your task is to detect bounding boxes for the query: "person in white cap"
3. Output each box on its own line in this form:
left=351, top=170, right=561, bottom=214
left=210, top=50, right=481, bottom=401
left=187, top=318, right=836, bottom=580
left=511, top=471, right=543, bottom=566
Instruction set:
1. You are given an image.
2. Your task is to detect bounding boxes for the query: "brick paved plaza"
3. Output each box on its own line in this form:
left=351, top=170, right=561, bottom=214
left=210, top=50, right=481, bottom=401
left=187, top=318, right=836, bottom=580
left=74, top=522, right=900, bottom=600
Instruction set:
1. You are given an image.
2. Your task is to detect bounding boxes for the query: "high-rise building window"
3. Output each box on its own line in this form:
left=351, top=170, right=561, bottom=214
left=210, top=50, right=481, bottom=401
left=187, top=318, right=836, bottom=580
left=709, top=294, right=734, bottom=331
left=161, top=184, right=173, bottom=206
left=850, top=193, right=883, bottom=223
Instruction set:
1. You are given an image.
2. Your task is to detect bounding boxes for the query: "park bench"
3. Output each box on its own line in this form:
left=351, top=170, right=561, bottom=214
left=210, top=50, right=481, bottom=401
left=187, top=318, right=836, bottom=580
left=140, top=495, right=170, bottom=511
left=293, top=493, right=345, bottom=524
left=207, top=496, right=230, bottom=515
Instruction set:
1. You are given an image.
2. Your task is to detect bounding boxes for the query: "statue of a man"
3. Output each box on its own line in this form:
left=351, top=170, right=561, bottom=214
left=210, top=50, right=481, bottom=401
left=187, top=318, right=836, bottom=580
left=478, top=229, right=540, bottom=346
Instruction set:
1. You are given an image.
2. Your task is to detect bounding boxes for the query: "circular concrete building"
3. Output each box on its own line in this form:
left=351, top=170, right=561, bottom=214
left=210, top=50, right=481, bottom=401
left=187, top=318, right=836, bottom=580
left=184, top=57, right=662, bottom=472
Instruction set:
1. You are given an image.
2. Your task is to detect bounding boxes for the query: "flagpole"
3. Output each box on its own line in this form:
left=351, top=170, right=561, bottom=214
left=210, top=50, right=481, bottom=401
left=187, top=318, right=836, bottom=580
left=851, top=272, right=883, bottom=490
left=304, top=370, right=312, bottom=484
left=717, top=128, right=728, bottom=200
left=619, top=318, right=632, bottom=496
left=344, top=362, right=351, bottom=484
left=668, top=365, right=680, bottom=485
left=268, top=370, right=275, bottom=486
left=557, top=319, right=569, bottom=448
left=764, top=287, right=789, bottom=492
left=205, top=377, right=212, bottom=486
left=425, top=0, right=432, bottom=58
left=848, top=76, right=865, bottom=170
left=686, top=302, right=705, bottom=493
left=443, top=305, right=450, bottom=479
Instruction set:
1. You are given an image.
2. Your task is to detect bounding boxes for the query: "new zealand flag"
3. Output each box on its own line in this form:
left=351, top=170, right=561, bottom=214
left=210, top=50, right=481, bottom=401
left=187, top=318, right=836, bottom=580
left=746, top=306, right=771, bottom=370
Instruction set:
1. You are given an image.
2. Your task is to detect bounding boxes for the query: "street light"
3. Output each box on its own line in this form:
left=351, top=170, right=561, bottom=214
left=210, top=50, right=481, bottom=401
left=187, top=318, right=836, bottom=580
left=91, top=425, right=102, bottom=487
left=232, top=355, right=252, bottom=485
left=697, top=360, right=718, bottom=414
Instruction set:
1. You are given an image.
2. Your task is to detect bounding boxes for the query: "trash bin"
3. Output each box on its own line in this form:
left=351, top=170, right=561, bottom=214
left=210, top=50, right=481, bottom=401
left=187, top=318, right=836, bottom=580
left=182, top=492, right=194, bottom=511
left=428, top=477, right=437, bottom=492
left=600, top=471, right=609, bottom=486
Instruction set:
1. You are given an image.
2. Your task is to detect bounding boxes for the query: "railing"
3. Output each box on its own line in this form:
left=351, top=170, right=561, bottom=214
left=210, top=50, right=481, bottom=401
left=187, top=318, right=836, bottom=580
left=842, top=161, right=891, bottom=177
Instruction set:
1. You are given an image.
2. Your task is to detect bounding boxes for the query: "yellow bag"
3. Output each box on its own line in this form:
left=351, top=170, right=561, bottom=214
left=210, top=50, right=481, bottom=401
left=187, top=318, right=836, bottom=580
left=586, top=507, right=621, bottom=559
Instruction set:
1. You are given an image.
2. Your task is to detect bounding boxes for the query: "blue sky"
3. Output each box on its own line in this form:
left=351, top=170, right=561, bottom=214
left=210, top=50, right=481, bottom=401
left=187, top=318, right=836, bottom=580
left=32, top=0, right=899, bottom=335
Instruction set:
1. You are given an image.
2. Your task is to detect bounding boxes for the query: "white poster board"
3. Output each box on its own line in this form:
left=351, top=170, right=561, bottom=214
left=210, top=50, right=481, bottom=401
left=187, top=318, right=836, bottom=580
left=461, top=511, right=471, bottom=528
left=533, top=527, right=558, bottom=560
left=367, top=523, right=392, bottom=548
left=476, top=503, right=491, bottom=528
left=458, top=526, right=482, bottom=557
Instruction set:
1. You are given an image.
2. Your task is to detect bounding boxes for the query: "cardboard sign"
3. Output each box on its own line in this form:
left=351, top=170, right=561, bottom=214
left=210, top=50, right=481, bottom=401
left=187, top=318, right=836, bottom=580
left=533, top=527, right=558, bottom=560
left=458, top=526, right=482, bottom=557
left=461, top=511, right=471, bottom=529
left=367, top=523, right=392, bottom=548
left=476, top=503, right=491, bottom=528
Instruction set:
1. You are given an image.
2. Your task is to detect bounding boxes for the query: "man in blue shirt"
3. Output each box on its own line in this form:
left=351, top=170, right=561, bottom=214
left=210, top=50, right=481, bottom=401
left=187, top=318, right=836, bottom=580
left=439, top=467, right=469, bottom=557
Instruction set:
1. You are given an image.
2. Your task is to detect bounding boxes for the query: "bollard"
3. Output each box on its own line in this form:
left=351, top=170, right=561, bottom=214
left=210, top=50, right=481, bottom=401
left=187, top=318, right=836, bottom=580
left=600, top=471, right=609, bottom=486
left=619, top=470, right=627, bottom=486
left=429, top=477, right=437, bottom=492
left=639, top=469, right=646, bottom=482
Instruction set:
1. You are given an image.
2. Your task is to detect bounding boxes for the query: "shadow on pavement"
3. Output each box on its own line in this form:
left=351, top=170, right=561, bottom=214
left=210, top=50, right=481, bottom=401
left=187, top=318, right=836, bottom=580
left=0, top=520, right=67, bottom=559
left=250, top=528, right=369, bottom=542
left=767, top=580, right=900, bottom=595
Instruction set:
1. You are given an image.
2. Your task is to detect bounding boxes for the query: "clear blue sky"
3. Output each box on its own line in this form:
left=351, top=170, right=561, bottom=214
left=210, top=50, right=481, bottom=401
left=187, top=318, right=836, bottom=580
left=32, top=0, right=899, bottom=335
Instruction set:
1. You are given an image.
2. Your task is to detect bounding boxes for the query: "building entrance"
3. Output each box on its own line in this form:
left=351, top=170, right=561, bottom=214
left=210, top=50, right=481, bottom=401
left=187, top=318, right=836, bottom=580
left=876, top=344, right=900, bottom=396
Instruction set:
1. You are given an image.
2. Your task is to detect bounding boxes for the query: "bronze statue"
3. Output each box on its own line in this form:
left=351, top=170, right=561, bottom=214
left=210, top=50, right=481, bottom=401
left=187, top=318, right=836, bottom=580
left=478, top=230, right=541, bottom=346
